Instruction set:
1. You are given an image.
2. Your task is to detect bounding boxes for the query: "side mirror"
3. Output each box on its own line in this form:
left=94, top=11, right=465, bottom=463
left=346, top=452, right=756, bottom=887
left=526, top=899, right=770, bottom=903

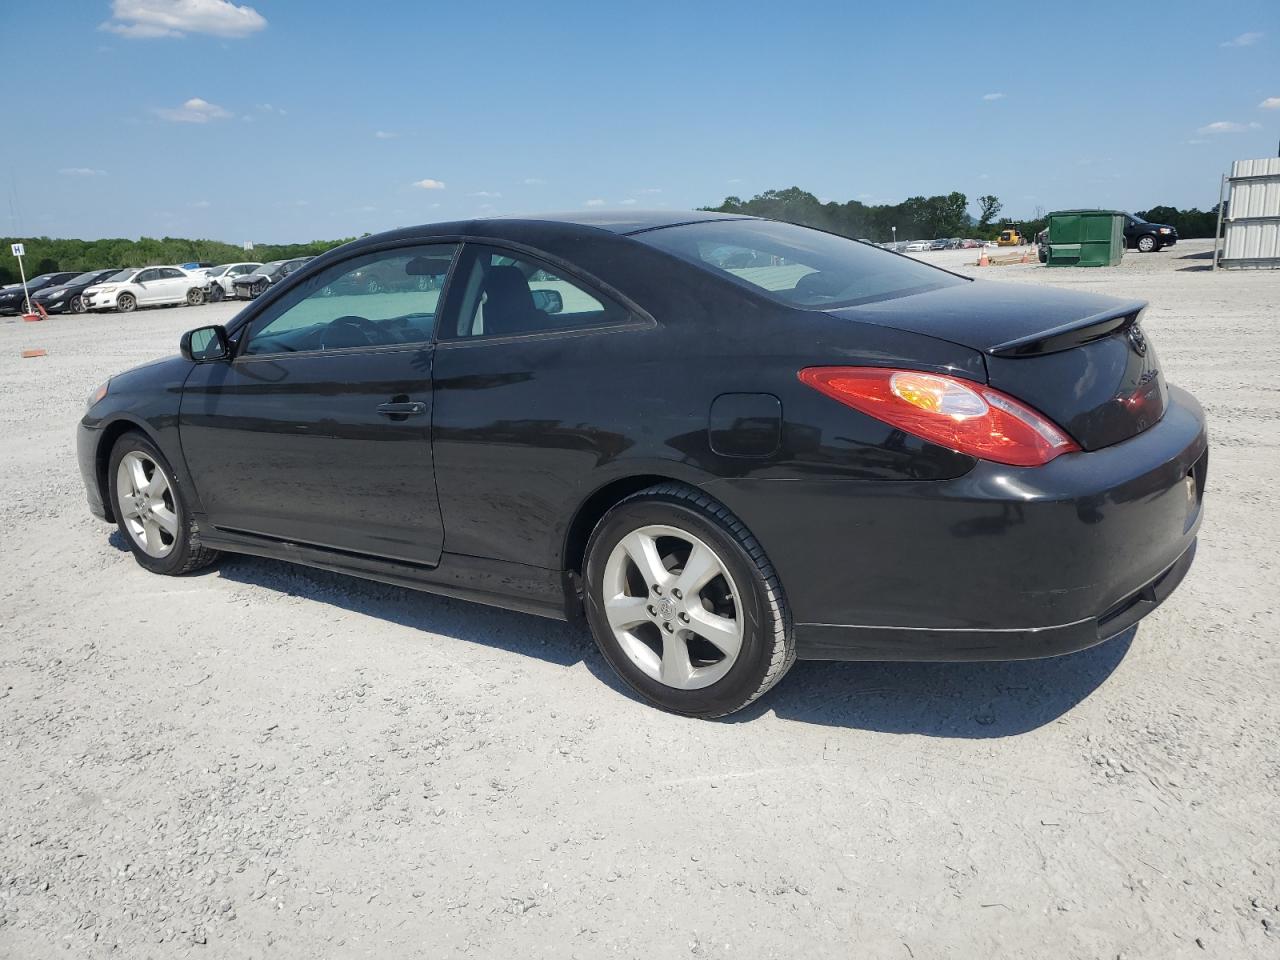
left=180, top=324, right=229, bottom=362
left=531, top=289, right=563, bottom=315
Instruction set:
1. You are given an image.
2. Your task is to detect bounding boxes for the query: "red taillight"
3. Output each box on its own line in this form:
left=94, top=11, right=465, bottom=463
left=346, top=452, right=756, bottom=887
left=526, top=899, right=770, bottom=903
left=798, top=366, right=1080, bottom=467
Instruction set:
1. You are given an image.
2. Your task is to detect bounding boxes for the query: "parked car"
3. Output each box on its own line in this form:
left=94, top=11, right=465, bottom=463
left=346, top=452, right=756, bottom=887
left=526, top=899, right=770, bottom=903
left=77, top=212, right=1207, bottom=718
left=30, top=269, right=123, bottom=314
left=321, top=260, right=438, bottom=296
left=997, top=229, right=1024, bottom=246
left=0, top=272, right=81, bottom=314
left=1124, top=214, right=1178, bottom=252
left=904, top=240, right=931, bottom=252
left=231, top=258, right=313, bottom=299
left=927, top=239, right=949, bottom=251
left=180, top=261, right=215, bottom=270
left=960, top=239, right=983, bottom=249
left=204, top=262, right=264, bottom=301
left=81, top=266, right=209, bottom=313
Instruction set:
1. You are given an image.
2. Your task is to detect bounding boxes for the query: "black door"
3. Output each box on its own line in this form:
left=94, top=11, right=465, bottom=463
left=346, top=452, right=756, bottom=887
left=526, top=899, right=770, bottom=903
left=178, top=243, right=458, bottom=565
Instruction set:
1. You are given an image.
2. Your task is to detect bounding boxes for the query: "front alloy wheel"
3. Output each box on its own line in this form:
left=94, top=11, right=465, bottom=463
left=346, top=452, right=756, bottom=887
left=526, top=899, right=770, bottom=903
left=186, top=287, right=205, bottom=306
left=117, top=292, right=136, bottom=313
left=584, top=483, right=794, bottom=718
left=108, top=434, right=219, bottom=575
left=1137, top=235, right=1157, bottom=252
left=116, top=450, right=180, bottom=559
left=70, top=295, right=86, bottom=314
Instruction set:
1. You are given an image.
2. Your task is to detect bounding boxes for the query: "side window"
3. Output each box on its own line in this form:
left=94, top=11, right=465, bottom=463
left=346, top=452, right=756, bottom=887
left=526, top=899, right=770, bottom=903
left=161, top=268, right=184, bottom=279
left=446, top=245, right=631, bottom=339
left=136, top=269, right=156, bottom=283
left=242, top=244, right=457, bottom=356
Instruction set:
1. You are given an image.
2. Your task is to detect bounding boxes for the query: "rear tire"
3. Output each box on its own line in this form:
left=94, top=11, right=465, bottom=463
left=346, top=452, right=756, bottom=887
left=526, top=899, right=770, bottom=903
left=117, top=292, right=136, bottom=313
left=107, top=432, right=220, bottom=576
left=583, top=483, right=794, bottom=718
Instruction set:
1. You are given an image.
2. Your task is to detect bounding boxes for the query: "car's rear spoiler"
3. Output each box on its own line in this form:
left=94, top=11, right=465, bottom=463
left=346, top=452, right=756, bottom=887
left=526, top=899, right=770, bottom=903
left=987, top=300, right=1147, bottom=358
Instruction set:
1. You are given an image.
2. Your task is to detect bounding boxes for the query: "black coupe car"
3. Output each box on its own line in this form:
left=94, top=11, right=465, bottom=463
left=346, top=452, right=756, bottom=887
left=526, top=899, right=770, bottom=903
left=77, top=212, right=1207, bottom=718
left=31, top=268, right=123, bottom=314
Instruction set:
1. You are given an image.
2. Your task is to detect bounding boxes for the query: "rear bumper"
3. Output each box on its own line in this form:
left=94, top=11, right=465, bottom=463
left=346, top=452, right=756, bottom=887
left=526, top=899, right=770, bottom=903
left=704, top=384, right=1208, bottom=662
left=794, top=539, right=1196, bottom=660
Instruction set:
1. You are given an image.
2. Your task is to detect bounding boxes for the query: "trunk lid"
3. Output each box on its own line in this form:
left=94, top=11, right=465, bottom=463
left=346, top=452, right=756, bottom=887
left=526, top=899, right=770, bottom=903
left=829, top=280, right=1166, bottom=451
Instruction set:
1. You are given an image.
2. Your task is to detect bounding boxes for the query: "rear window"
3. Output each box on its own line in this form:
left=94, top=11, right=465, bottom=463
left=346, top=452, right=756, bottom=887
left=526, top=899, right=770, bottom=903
left=635, top=219, right=966, bottom=308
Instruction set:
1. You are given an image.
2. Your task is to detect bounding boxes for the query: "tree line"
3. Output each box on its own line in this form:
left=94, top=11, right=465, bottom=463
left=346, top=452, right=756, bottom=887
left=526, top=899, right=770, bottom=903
left=703, top=187, right=1221, bottom=243
left=0, top=192, right=1223, bottom=286
left=0, top=235, right=351, bottom=287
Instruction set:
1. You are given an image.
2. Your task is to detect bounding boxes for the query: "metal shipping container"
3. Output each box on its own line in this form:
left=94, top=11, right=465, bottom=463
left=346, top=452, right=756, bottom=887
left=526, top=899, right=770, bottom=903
left=1220, top=157, right=1280, bottom=269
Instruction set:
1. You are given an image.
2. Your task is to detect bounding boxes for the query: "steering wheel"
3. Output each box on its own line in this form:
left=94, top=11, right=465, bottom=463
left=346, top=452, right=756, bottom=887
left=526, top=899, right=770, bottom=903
left=320, top=314, right=378, bottom=350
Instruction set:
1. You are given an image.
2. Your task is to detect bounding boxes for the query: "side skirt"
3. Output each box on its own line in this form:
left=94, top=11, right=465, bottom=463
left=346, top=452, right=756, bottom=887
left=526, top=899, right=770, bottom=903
left=198, top=528, right=577, bottom=622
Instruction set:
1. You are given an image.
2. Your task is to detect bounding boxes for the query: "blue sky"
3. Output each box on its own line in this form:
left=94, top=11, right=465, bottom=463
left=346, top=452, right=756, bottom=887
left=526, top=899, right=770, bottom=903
left=6, top=0, right=1279, bottom=242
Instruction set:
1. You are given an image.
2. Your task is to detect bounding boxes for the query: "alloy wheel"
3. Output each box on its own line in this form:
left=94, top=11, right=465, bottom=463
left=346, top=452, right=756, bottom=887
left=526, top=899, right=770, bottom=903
left=115, top=451, right=179, bottom=558
left=70, top=295, right=86, bottom=314
left=601, top=524, right=744, bottom=690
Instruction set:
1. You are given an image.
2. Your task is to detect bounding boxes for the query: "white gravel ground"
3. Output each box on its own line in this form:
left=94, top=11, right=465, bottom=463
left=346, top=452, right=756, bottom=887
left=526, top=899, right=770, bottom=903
left=1, top=239, right=1277, bottom=959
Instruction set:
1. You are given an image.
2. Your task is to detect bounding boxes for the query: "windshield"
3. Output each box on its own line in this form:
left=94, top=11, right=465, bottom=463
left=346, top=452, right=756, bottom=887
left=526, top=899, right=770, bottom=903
left=69, top=271, right=103, bottom=283
left=207, top=265, right=231, bottom=277
left=105, top=269, right=135, bottom=282
left=636, top=219, right=966, bottom=309
left=1129, top=213, right=1147, bottom=224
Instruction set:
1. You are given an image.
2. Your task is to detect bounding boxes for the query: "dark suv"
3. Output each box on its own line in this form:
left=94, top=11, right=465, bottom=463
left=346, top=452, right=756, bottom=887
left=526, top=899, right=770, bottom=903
left=1125, top=214, right=1177, bottom=252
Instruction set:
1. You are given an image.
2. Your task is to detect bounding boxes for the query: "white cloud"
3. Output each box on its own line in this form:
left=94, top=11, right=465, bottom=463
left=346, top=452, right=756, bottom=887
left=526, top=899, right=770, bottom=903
left=982, top=92, right=1006, bottom=101
left=469, top=190, right=502, bottom=198
left=1221, top=31, right=1263, bottom=47
left=523, top=177, right=546, bottom=185
left=190, top=199, right=211, bottom=207
left=59, top=167, right=107, bottom=176
left=618, top=198, right=637, bottom=205
left=102, top=0, right=267, bottom=38
left=584, top=199, right=605, bottom=207
left=411, top=178, right=446, bottom=190
left=374, top=130, right=398, bottom=139
left=1197, top=120, right=1263, bottom=134
left=256, top=103, right=285, bottom=115
left=1260, top=97, right=1280, bottom=110
left=153, top=97, right=232, bottom=122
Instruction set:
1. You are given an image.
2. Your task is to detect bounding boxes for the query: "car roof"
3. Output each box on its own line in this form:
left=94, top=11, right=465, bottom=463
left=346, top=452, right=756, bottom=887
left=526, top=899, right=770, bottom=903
left=357, top=210, right=755, bottom=245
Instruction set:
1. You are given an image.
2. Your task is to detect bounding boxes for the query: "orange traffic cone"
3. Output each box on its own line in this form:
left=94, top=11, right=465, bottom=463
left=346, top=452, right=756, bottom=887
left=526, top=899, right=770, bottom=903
left=978, top=248, right=990, bottom=267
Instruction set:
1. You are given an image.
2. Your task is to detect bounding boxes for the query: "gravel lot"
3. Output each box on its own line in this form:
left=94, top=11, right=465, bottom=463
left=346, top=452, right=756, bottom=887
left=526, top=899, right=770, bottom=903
left=2, top=239, right=1277, bottom=959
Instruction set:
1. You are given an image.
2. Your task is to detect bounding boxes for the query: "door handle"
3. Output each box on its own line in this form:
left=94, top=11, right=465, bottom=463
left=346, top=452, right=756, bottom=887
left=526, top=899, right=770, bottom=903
left=376, top=401, right=427, bottom=418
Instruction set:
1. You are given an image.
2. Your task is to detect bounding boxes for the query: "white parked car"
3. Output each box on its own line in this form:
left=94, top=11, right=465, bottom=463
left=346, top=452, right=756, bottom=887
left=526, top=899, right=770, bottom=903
left=203, top=262, right=264, bottom=301
left=904, top=240, right=931, bottom=252
left=81, top=266, right=210, bottom=313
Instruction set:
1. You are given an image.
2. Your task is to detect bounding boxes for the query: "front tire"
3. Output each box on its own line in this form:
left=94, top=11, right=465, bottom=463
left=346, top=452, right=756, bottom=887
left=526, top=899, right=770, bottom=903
left=583, top=483, right=793, bottom=718
left=70, top=295, right=86, bottom=314
left=1137, top=234, right=1158, bottom=253
left=107, top=433, right=219, bottom=576
left=116, top=292, right=136, bottom=313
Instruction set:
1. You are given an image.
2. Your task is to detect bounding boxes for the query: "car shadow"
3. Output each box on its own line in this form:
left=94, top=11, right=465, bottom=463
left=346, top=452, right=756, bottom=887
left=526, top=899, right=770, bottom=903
left=131, top=544, right=1133, bottom=738
left=210, top=553, right=596, bottom=669
left=726, top=627, right=1135, bottom=737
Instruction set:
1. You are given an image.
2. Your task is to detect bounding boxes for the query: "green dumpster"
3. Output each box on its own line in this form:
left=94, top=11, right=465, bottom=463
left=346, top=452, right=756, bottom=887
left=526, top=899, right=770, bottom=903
left=1045, top=210, right=1125, bottom=267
